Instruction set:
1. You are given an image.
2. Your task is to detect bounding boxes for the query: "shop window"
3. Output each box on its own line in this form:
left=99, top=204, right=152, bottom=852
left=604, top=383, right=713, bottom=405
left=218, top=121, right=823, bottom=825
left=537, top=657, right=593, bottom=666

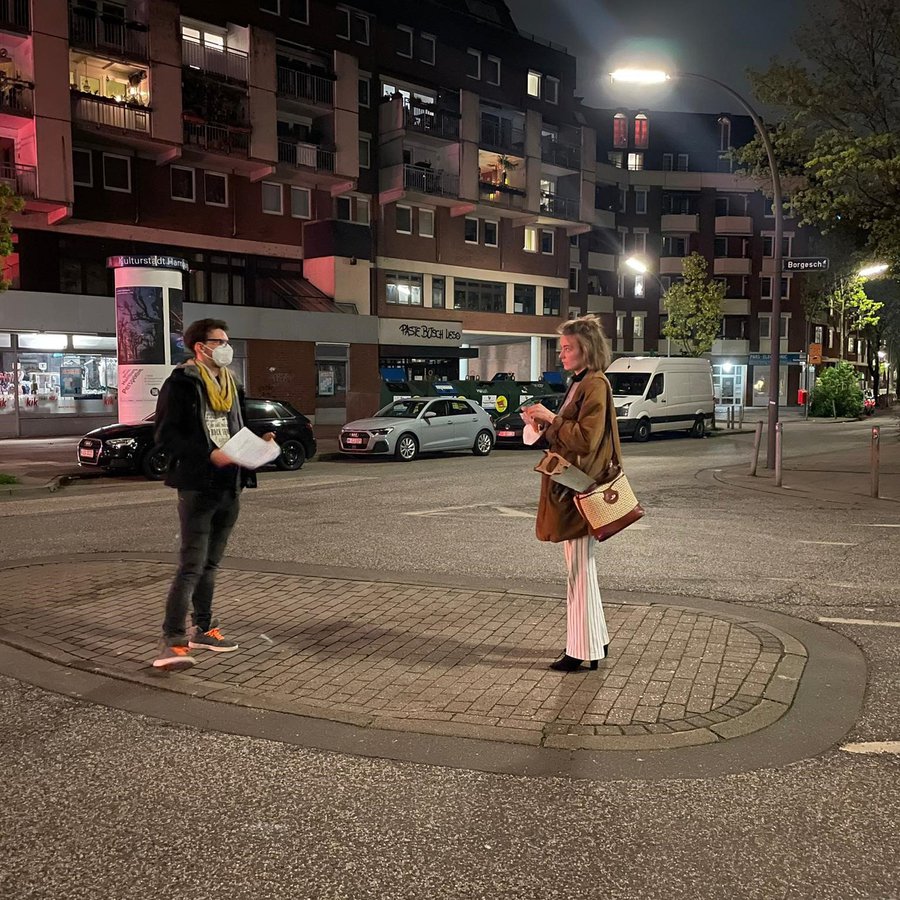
left=385, top=271, right=423, bottom=305
left=261, top=181, right=283, bottom=214
left=15, top=349, right=118, bottom=416
left=454, top=279, right=505, bottom=313
left=73, top=149, right=93, bottom=187
left=315, top=343, right=348, bottom=401
left=170, top=165, right=196, bottom=202
left=291, top=186, right=311, bottom=219
left=204, top=171, right=228, bottom=206
left=514, top=284, right=535, bottom=315
left=543, top=287, right=561, bottom=317
left=102, top=153, right=130, bottom=193
left=432, top=275, right=445, bottom=309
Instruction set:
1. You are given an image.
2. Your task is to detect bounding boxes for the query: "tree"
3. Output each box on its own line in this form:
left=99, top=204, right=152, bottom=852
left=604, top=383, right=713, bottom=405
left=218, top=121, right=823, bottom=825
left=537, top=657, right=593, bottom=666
left=0, top=183, right=24, bottom=292
left=810, top=361, right=864, bottom=417
left=661, top=252, right=725, bottom=357
left=738, top=0, right=900, bottom=273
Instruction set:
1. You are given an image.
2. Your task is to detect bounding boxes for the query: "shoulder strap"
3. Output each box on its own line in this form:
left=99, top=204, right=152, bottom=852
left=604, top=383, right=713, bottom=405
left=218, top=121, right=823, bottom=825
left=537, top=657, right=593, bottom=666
left=601, top=374, right=624, bottom=467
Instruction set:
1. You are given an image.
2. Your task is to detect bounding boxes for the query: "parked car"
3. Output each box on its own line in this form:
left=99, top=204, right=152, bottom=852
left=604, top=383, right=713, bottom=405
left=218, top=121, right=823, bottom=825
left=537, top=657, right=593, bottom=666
left=77, top=397, right=317, bottom=480
left=863, top=389, right=876, bottom=415
left=494, top=393, right=565, bottom=447
left=340, top=397, right=495, bottom=461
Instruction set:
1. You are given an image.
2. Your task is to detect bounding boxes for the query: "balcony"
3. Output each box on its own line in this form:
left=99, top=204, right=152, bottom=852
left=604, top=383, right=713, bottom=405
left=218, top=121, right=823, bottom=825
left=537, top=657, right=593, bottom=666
left=0, top=0, right=29, bottom=32
left=480, top=118, right=525, bottom=154
left=182, top=40, right=248, bottom=84
left=0, top=161, right=35, bottom=196
left=660, top=256, right=688, bottom=275
left=276, top=67, right=334, bottom=106
left=723, top=298, right=751, bottom=316
left=714, top=257, right=752, bottom=276
left=69, top=7, right=148, bottom=61
left=661, top=213, right=699, bottom=232
left=541, top=139, right=580, bottom=170
left=715, top=215, right=753, bottom=235
left=277, top=139, right=334, bottom=172
left=586, top=293, right=614, bottom=314
left=183, top=119, right=250, bottom=157
left=71, top=92, right=150, bottom=133
left=479, top=180, right=526, bottom=210
left=540, top=191, right=580, bottom=221
left=404, top=103, right=460, bottom=142
left=405, top=165, right=458, bottom=197
left=711, top=339, right=751, bottom=356
left=0, top=79, right=33, bottom=117
left=587, top=251, right=616, bottom=271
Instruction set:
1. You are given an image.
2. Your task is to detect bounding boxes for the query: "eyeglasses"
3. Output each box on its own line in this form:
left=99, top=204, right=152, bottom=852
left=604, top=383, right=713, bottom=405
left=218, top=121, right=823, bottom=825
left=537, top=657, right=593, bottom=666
left=205, top=339, right=230, bottom=346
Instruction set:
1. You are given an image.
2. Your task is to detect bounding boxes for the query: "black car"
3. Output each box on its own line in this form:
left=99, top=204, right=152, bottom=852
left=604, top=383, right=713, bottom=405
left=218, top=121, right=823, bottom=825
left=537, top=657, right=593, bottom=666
left=77, top=397, right=317, bottom=480
left=493, top=393, right=565, bottom=447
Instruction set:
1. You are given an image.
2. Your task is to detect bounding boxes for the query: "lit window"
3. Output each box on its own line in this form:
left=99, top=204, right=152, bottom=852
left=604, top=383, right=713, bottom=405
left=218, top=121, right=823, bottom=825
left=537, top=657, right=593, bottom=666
left=627, top=152, right=644, bottom=171
left=524, top=226, right=538, bottom=253
left=170, top=165, right=195, bottom=202
left=466, top=48, right=481, bottom=79
left=616, top=313, right=625, bottom=338
left=527, top=70, right=541, bottom=97
left=634, top=113, right=648, bottom=148
left=484, top=220, right=498, bottom=247
left=261, top=181, right=283, bottom=214
left=291, top=186, right=311, bottom=218
left=385, top=272, right=423, bottom=305
left=419, top=208, right=434, bottom=238
left=396, top=205, right=412, bottom=234
left=634, top=315, right=644, bottom=338
left=397, top=25, right=413, bottom=57
left=485, top=55, right=500, bottom=86
left=634, top=275, right=645, bottom=298
left=613, top=113, right=627, bottom=148
left=464, top=217, right=479, bottom=243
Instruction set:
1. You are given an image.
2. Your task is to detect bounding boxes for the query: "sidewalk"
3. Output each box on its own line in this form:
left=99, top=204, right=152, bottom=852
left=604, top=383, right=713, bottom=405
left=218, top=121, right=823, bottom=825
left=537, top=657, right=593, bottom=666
left=0, top=552, right=864, bottom=778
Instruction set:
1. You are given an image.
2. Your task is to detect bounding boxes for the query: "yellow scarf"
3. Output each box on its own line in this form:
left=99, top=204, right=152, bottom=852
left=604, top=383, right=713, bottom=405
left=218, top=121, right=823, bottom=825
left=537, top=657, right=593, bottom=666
left=196, top=362, right=235, bottom=413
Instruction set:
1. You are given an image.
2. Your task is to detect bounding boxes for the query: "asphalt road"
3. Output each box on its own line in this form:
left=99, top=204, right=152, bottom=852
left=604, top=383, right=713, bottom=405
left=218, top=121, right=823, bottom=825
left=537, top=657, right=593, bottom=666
left=1, top=421, right=898, bottom=899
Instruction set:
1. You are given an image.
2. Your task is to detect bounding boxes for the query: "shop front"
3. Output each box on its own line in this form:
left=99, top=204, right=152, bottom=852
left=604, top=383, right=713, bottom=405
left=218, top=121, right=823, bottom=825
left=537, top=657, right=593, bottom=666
left=378, top=317, right=477, bottom=381
left=749, top=352, right=805, bottom=407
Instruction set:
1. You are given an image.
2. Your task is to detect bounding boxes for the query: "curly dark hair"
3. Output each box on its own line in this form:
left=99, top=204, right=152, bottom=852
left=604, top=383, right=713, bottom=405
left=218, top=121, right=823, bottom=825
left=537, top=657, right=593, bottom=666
left=183, top=318, right=229, bottom=355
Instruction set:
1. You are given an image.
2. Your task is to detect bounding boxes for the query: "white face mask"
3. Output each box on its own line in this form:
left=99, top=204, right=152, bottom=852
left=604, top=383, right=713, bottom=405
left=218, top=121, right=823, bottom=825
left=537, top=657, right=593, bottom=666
left=205, top=343, right=233, bottom=368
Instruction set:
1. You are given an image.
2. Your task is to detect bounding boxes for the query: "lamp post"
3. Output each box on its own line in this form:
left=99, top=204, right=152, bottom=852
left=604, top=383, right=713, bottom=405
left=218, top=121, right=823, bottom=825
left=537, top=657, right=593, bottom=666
left=625, top=256, right=669, bottom=355
left=611, top=68, right=784, bottom=468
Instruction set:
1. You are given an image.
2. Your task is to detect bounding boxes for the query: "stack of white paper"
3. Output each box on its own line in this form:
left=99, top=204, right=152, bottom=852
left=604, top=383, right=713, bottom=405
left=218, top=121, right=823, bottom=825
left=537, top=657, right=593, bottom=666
left=220, top=427, right=281, bottom=469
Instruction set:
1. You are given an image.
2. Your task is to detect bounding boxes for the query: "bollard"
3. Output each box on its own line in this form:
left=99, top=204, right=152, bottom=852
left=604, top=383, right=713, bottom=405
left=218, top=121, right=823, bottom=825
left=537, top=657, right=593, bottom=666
left=775, top=421, right=783, bottom=486
left=739, top=406, right=745, bottom=429
left=749, top=421, right=764, bottom=476
left=871, top=426, right=880, bottom=498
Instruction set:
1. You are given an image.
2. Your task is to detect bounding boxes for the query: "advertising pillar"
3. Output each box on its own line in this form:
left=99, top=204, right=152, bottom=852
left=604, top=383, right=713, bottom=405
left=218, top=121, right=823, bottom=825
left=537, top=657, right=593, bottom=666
left=107, top=255, right=187, bottom=424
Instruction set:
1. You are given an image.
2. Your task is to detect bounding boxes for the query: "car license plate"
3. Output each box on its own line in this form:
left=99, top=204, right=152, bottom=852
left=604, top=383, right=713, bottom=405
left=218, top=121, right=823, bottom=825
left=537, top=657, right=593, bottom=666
left=346, top=437, right=363, bottom=445
left=79, top=448, right=95, bottom=459
left=497, top=431, right=516, bottom=438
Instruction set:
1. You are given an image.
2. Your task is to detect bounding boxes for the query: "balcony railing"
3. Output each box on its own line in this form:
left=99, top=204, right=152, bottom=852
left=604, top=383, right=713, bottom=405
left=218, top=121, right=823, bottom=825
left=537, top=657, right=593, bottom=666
left=541, top=140, right=580, bottom=169
left=0, top=0, right=30, bottom=31
left=277, top=139, right=335, bottom=172
left=276, top=67, right=334, bottom=105
left=404, top=104, right=460, bottom=141
left=0, top=80, right=33, bottom=115
left=0, top=162, right=36, bottom=197
left=184, top=120, right=250, bottom=157
left=540, top=191, right=579, bottom=221
left=72, top=92, right=150, bottom=133
left=479, top=118, right=525, bottom=152
left=403, top=165, right=458, bottom=197
left=182, top=40, right=248, bottom=84
left=479, top=180, right=526, bottom=209
left=69, top=8, right=148, bottom=60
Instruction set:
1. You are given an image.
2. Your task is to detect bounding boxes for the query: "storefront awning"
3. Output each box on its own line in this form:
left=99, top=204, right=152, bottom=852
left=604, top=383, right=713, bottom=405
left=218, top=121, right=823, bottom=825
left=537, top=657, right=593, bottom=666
left=379, top=344, right=480, bottom=359
left=257, top=276, right=358, bottom=314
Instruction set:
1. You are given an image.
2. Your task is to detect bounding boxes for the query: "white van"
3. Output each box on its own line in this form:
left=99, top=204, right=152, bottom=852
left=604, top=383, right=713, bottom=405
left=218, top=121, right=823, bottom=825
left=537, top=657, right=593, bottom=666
left=606, top=357, right=715, bottom=442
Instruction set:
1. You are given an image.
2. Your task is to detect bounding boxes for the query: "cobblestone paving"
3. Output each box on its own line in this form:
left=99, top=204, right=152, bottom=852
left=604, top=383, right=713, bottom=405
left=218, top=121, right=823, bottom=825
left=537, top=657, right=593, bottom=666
left=0, top=559, right=808, bottom=750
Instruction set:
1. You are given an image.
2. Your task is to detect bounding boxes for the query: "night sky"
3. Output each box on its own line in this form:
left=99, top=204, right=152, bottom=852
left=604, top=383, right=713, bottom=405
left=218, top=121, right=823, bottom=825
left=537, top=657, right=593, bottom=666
left=505, top=0, right=805, bottom=114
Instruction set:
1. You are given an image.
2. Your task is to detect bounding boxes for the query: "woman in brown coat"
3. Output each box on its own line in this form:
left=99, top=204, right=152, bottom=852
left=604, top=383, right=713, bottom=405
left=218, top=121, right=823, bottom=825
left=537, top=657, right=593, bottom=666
left=521, top=314, right=620, bottom=672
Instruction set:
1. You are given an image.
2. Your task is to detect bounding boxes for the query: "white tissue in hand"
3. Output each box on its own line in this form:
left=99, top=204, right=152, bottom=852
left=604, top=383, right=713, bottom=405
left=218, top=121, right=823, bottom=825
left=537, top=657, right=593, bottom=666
left=522, top=423, right=543, bottom=445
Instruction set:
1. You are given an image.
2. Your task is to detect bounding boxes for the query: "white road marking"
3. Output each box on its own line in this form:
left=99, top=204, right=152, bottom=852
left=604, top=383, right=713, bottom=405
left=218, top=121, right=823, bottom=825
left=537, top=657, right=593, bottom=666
left=406, top=503, right=534, bottom=519
left=797, top=541, right=856, bottom=547
left=824, top=583, right=858, bottom=589
left=818, top=617, right=900, bottom=628
left=840, top=742, right=900, bottom=755
left=854, top=523, right=900, bottom=528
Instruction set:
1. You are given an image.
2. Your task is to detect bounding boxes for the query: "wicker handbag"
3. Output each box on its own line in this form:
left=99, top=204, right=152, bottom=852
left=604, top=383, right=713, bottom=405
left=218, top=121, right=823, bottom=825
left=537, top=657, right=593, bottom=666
left=573, top=381, right=644, bottom=542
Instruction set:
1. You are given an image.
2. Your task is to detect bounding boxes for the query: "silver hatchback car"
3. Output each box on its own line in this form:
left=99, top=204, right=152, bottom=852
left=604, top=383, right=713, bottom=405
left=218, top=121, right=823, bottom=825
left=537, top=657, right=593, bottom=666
left=340, top=397, right=496, bottom=461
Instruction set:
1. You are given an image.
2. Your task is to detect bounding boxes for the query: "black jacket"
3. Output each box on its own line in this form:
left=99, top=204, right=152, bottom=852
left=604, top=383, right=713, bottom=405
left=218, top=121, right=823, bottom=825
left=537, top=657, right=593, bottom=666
left=154, top=363, right=257, bottom=491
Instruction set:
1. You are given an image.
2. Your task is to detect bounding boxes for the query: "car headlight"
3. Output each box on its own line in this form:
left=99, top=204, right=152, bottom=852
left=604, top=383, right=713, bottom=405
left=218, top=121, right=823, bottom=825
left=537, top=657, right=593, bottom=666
left=370, top=427, right=394, bottom=436
left=617, top=404, right=631, bottom=416
left=105, top=438, right=138, bottom=449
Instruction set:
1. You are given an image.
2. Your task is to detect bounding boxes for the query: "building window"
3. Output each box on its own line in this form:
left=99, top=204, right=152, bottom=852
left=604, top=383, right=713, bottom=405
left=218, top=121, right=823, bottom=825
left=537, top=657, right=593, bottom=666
left=617, top=273, right=625, bottom=297
left=633, top=231, right=647, bottom=254
left=545, top=76, right=559, bottom=104
left=485, top=55, right=500, bottom=85
left=286, top=0, right=309, bottom=22
left=540, top=229, right=555, bottom=255
left=634, top=274, right=645, bottom=298
left=514, top=284, right=536, bottom=315
left=814, top=325, right=823, bottom=345
left=454, top=279, right=505, bottom=313
left=261, top=181, right=283, bottom=214
left=260, top=0, right=279, bottom=13
left=677, top=153, right=689, bottom=171
left=397, top=24, right=413, bottom=57
left=662, top=153, right=673, bottom=171
left=204, top=171, right=228, bottom=207
left=714, top=236, right=728, bottom=257
left=616, top=312, right=625, bottom=338
left=634, top=113, right=649, bottom=148
left=543, top=287, right=562, bottom=316
left=760, top=276, right=790, bottom=300
left=432, top=275, right=445, bottom=308
left=613, top=113, right=627, bottom=148
left=386, top=272, right=423, bottom=305
left=336, top=194, right=369, bottom=223
left=662, top=236, right=688, bottom=257
left=828, top=327, right=834, bottom=348
left=634, top=315, right=645, bottom=339
left=607, top=151, right=624, bottom=168
left=627, top=152, right=644, bottom=171
left=618, top=188, right=627, bottom=212
left=358, top=136, right=371, bottom=169
left=358, top=75, right=370, bottom=107
left=337, top=6, right=369, bottom=44
left=718, top=116, right=731, bottom=151
left=418, top=33, right=436, bottom=65
left=102, top=153, right=131, bottom=193
left=170, top=165, right=195, bottom=202
left=484, top=220, right=498, bottom=247
left=715, top=197, right=730, bottom=216
left=569, top=267, right=578, bottom=291
left=763, top=235, right=792, bottom=257
left=396, top=205, right=412, bottom=234
left=73, top=149, right=93, bottom=187
left=527, top=70, right=541, bottom=97
left=464, top=217, right=479, bottom=244
left=291, top=186, right=311, bottom=218
left=523, top=226, right=538, bottom=253
left=635, top=188, right=648, bottom=214
left=418, top=208, right=435, bottom=237
left=466, top=48, right=481, bottom=79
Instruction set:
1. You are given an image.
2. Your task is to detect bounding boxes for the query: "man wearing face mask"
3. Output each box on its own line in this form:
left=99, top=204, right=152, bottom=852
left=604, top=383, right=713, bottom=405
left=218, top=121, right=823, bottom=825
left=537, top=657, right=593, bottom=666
left=152, top=318, right=267, bottom=670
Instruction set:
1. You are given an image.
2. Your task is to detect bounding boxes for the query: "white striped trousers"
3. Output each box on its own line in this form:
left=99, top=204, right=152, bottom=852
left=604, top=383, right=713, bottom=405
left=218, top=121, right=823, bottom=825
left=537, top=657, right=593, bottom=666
left=563, top=535, right=609, bottom=660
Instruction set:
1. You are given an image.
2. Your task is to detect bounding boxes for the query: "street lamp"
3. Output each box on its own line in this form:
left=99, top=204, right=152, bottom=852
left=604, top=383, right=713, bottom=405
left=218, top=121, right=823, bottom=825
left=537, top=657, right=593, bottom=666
left=625, top=255, right=669, bottom=355
left=858, top=263, right=889, bottom=279
left=611, top=67, right=785, bottom=468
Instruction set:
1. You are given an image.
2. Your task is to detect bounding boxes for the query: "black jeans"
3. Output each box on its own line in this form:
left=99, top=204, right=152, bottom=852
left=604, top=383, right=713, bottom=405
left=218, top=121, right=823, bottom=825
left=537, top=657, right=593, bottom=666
left=162, top=488, right=241, bottom=639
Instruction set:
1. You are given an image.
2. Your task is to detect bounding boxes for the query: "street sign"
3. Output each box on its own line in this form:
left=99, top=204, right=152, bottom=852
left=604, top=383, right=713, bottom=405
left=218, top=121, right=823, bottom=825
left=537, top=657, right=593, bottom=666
left=808, top=343, right=823, bottom=365
left=783, top=257, right=829, bottom=273
left=749, top=352, right=807, bottom=366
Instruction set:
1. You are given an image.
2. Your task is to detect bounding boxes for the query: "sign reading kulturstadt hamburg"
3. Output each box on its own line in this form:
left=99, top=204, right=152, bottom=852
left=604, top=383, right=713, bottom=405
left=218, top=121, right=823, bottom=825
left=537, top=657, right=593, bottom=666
left=783, top=257, right=830, bottom=273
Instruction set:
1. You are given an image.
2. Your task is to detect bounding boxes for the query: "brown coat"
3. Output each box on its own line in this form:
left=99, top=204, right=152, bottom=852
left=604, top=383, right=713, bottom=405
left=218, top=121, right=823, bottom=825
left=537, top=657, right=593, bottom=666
left=535, top=371, right=623, bottom=543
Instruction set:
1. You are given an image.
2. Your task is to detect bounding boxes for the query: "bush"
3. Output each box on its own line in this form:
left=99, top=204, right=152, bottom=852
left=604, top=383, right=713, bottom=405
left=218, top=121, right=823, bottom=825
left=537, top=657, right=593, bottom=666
left=810, top=361, right=864, bottom=417
left=0, top=473, right=18, bottom=485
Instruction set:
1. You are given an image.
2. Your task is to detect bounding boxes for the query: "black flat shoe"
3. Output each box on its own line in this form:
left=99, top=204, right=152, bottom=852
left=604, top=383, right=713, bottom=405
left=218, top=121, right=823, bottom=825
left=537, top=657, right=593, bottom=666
left=551, top=644, right=610, bottom=672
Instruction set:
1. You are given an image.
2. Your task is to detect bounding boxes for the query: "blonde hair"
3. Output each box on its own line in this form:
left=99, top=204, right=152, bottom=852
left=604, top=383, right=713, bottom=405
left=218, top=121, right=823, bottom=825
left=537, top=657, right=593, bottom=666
left=558, top=314, right=612, bottom=372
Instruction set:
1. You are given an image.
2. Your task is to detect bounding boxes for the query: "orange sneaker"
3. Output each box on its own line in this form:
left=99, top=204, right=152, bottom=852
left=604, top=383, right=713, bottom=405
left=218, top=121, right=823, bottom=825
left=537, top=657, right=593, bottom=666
left=152, top=639, right=196, bottom=671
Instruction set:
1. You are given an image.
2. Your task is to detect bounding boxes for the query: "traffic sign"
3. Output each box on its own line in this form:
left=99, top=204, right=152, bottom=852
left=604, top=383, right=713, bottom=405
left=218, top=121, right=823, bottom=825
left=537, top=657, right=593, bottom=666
left=808, top=343, right=823, bottom=365
left=783, top=257, right=829, bottom=273
left=749, top=352, right=807, bottom=366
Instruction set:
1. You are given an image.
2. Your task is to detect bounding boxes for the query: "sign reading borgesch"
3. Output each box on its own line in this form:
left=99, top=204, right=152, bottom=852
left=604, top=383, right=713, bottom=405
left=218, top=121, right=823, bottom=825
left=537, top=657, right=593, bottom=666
left=107, top=255, right=190, bottom=272
left=783, top=257, right=829, bottom=273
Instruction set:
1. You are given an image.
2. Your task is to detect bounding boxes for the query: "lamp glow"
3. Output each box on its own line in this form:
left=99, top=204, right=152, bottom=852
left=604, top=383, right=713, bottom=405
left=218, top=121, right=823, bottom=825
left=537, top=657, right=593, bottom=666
left=858, top=263, right=888, bottom=278
left=625, top=256, right=649, bottom=274
left=610, top=68, right=670, bottom=85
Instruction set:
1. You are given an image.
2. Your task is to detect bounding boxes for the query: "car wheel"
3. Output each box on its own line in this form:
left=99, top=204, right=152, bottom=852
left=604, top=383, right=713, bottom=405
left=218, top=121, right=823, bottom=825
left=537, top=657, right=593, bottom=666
left=633, top=419, right=651, bottom=442
left=276, top=439, right=306, bottom=471
left=141, top=446, right=168, bottom=481
left=690, top=416, right=706, bottom=438
left=394, top=433, right=419, bottom=461
left=472, top=429, right=494, bottom=456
